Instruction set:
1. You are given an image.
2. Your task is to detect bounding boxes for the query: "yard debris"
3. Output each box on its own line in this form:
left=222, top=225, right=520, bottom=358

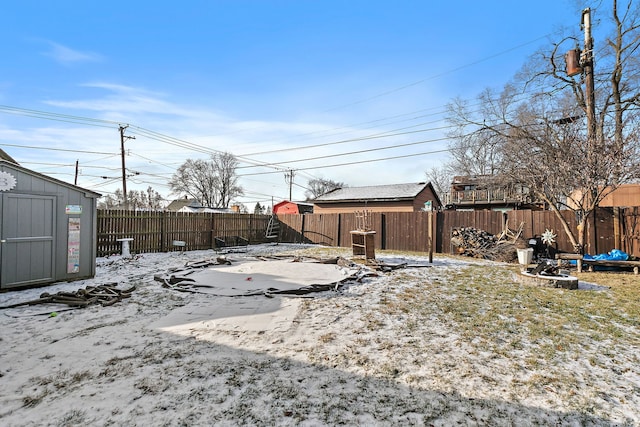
left=520, top=261, right=579, bottom=289
left=154, top=255, right=375, bottom=297
left=0, top=283, right=135, bottom=311
left=451, top=226, right=524, bottom=262
left=368, top=260, right=432, bottom=272
left=155, top=254, right=436, bottom=297
left=497, top=220, right=524, bottom=243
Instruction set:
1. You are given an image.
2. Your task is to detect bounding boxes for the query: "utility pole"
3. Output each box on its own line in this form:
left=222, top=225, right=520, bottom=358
left=580, top=7, right=619, bottom=250
left=582, top=8, right=596, bottom=146
left=582, top=8, right=598, bottom=251
left=564, top=7, right=597, bottom=254
left=74, top=159, right=79, bottom=186
left=119, top=125, right=135, bottom=210
left=284, top=169, right=295, bottom=201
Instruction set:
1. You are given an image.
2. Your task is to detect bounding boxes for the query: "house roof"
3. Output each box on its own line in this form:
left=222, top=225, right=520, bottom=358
left=314, top=182, right=435, bottom=203
left=165, top=198, right=202, bottom=211
left=178, top=206, right=234, bottom=214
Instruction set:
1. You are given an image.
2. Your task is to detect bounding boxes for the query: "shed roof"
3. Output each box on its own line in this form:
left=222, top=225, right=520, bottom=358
left=314, top=182, right=434, bottom=203
left=0, top=149, right=19, bottom=164
left=274, top=200, right=314, bottom=207
left=0, top=158, right=101, bottom=197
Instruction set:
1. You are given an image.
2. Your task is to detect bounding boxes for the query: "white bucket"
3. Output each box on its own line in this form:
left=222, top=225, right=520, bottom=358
left=517, top=248, right=533, bottom=265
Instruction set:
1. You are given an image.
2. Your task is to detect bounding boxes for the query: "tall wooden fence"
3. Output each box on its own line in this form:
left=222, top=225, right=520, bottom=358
left=97, top=210, right=272, bottom=256
left=96, top=207, right=639, bottom=258
left=277, top=208, right=632, bottom=257
left=621, top=207, right=640, bottom=256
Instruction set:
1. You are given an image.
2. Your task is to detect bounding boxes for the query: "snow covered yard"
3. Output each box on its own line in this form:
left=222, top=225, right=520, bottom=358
left=0, top=244, right=638, bottom=426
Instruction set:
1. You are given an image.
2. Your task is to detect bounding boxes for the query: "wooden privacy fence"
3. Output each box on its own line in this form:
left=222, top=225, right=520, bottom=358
left=276, top=212, right=435, bottom=253
left=97, top=210, right=272, bottom=256
left=277, top=208, right=633, bottom=257
left=621, top=207, right=640, bottom=257
left=96, top=207, right=638, bottom=258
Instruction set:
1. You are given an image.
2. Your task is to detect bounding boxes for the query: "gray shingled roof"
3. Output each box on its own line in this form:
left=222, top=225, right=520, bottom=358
left=314, top=182, right=429, bottom=202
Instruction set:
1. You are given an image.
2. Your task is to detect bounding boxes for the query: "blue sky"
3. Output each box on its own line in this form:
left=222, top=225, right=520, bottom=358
left=0, top=1, right=582, bottom=207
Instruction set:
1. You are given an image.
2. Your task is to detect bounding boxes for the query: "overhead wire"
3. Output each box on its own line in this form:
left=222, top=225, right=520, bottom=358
left=237, top=136, right=450, bottom=170
left=0, top=27, right=597, bottom=199
left=239, top=147, right=451, bottom=177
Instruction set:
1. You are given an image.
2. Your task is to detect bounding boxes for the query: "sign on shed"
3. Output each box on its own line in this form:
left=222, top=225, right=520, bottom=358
left=0, top=158, right=100, bottom=290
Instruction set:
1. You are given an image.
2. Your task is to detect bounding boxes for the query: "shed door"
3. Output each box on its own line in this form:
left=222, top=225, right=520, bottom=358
left=0, top=193, right=56, bottom=289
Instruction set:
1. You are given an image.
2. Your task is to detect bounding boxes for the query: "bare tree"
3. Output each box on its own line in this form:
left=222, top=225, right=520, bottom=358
left=305, top=178, right=345, bottom=200
left=214, top=152, right=244, bottom=208
left=424, top=165, right=453, bottom=200
left=169, top=152, right=244, bottom=208
left=98, top=187, right=164, bottom=210
left=98, top=189, right=124, bottom=209
left=145, top=186, right=165, bottom=210
left=447, top=89, right=510, bottom=177
left=447, top=1, right=640, bottom=253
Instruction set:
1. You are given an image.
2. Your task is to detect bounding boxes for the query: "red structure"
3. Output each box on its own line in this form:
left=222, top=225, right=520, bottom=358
left=273, top=200, right=314, bottom=215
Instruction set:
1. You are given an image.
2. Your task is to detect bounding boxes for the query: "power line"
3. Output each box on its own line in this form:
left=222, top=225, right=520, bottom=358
left=238, top=147, right=451, bottom=177
left=0, top=142, right=115, bottom=155
left=0, top=105, right=119, bottom=128
left=238, top=136, right=450, bottom=170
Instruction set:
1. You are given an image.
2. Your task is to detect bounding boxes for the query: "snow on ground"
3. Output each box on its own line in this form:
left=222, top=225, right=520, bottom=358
left=0, top=244, right=638, bottom=426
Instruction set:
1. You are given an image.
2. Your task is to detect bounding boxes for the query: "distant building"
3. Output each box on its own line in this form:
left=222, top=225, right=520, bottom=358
left=569, top=184, right=640, bottom=209
left=178, top=206, right=235, bottom=214
left=442, top=175, right=542, bottom=211
left=273, top=200, right=314, bottom=214
left=312, top=182, right=441, bottom=214
left=165, top=197, right=201, bottom=212
left=166, top=197, right=236, bottom=213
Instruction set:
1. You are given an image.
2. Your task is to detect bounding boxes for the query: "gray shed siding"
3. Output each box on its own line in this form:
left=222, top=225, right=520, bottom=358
left=0, top=161, right=100, bottom=290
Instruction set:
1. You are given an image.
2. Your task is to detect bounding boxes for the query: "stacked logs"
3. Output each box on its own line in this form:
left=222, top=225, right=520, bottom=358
left=451, top=227, right=520, bottom=262
left=0, top=283, right=135, bottom=310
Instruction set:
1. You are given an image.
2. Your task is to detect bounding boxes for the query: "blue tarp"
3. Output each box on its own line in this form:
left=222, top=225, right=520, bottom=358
left=568, top=249, right=631, bottom=271
left=583, top=249, right=629, bottom=261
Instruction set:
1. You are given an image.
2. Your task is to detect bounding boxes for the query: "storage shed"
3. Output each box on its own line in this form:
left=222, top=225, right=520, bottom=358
left=0, top=157, right=101, bottom=290
left=273, top=200, right=314, bottom=215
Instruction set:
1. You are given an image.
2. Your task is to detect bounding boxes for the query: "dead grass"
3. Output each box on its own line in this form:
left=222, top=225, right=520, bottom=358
left=292, top=246, right=640, bottom=394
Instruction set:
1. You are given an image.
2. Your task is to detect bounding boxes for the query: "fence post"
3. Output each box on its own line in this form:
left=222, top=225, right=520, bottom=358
left=428, top=210, right=433, bottom=263
left=613, top=207, right=621, bottom=250
left=380, top=213, right=386, bottom=250
left=160, top=211, right=166, bottom=252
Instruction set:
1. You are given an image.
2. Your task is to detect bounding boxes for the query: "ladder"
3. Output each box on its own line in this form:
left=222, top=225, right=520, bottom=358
left=265, top=215, right=280, bottom=241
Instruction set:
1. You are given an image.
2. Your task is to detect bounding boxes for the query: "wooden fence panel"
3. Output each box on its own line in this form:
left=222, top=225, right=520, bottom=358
left=300, top=214, right=339, bottom=246
left=97, top=210, right=272, bottom=256
left=381, top=212, right=432, bottom=252
left=338, top=213, right=356, bottom=248
left=591, top=208, right=615, bottom=255
left=278, top=212, right=435, bottom=253
left=621, top=207, right=640, bottom=256
left=507, top=208, right=616, bottom=255
left=437, top=210, right=505, bottom=254
left=98, top=208, right=629, bottom=258
left=276, top=214, right=306, bottom=243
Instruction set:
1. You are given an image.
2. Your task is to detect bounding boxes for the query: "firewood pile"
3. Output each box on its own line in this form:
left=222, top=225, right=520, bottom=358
left=0, top=283, right=135, bottom=311
left=451, top=226, right=523, bottom=262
